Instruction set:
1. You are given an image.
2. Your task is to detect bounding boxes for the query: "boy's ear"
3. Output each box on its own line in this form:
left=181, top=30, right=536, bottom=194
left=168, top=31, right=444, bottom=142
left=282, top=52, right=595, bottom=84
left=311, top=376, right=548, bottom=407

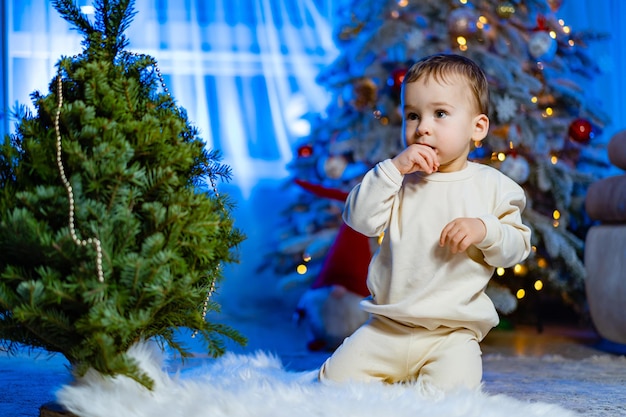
left=472, top=114, right=489, bottom=142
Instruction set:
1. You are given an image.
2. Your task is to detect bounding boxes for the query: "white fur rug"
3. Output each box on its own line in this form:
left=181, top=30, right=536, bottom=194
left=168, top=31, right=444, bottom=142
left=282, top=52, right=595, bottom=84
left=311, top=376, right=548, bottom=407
left=56, top=342, right=583, bottom=417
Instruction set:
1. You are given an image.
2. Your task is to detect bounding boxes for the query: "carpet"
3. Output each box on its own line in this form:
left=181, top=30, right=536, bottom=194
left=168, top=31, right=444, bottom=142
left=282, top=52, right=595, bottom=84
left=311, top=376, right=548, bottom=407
left=482, top=354, right=626, bottom=417
left=55, top=341, right=625, bottom=417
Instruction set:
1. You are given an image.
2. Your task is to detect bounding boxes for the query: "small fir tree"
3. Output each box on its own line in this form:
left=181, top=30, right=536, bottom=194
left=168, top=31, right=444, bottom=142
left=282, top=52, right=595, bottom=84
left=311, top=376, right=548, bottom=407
left=0, top=0, right=244, bottom=388
left=267, top=0, right=610, bottom=320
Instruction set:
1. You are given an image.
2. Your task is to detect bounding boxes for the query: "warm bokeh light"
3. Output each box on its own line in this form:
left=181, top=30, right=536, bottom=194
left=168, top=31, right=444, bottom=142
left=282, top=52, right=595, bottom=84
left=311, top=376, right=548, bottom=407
left=513, top=263, right=528, bottom=276
left=496, top=267, right=505, bottom=276
left=516, top=289, right=526, bottom=299
left=534, top=280, right=544, bottom=291
left=296, top=264, right=308, bottom=274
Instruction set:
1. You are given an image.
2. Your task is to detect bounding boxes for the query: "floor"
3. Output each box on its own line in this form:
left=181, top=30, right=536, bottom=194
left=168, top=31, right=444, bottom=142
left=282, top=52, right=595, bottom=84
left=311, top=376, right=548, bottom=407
left=1, top=305, right=620, bottom=417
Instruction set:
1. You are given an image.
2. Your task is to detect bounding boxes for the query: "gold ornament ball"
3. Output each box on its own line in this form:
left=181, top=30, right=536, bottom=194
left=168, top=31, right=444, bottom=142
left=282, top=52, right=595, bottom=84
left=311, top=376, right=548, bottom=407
left=547, top=0, right=563, bottom=12
left=496, top=3, right=516, bottom=19
left=352, top=78, right=378, bottom=110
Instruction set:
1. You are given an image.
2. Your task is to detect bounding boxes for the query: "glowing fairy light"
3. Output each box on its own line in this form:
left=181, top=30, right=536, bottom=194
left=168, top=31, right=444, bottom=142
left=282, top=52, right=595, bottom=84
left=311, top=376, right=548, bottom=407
left=496, top=267, right=505, bottom=276
left=513, top=264, right=527, bottom=275
left=297, top=264, right=308, bottom=274
left=516, top=289, right=526, bottom=299
left=534, top=280, right=544, bottom=291
left=303, top=253, right=312, bottom=262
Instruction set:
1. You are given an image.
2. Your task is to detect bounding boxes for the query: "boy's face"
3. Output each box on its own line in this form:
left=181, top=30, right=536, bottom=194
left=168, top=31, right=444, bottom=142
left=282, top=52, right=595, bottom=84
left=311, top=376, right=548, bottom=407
left=401, top=74, right=488, bottom=172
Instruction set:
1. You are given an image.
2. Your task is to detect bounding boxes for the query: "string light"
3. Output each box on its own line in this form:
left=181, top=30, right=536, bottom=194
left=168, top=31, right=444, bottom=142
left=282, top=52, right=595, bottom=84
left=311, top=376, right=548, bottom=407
left=534, top=280, right=544, bottom=291
left=497, top=152, right=506, bottom=161
left=537, top=258, right=548, bottom=268
left=516, top=289, right=526, bottom=299
left=303, top=253, right=312, bottom=262
left=513, top=263, right=527, bottom=276
left=297, top=264, right=308, bottom=274
left=496, top=267, right=505, bottom=276
left=397, top=0, right=409, bottom=7
left=553, top=210, right=561, bottom=220
left=551, top=155, right=558, bottom=164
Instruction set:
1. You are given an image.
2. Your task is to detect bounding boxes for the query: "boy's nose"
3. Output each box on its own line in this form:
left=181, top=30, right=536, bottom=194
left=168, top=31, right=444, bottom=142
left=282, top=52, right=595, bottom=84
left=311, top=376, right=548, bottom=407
left=417, top=122, right=431, bottom=136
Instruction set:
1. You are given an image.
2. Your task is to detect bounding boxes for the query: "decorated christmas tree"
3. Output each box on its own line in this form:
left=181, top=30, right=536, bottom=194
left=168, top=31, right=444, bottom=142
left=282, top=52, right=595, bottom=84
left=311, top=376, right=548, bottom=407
left=266, top=0, right=610, bottom=321
left=0, top=0, right=244, bottom=388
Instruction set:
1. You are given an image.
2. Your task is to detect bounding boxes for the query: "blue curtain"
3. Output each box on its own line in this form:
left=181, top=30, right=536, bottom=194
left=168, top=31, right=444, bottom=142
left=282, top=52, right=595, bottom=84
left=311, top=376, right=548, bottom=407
left=2, top=0, right=338, bottom=197
left=559, top=0, right=626, bottom=140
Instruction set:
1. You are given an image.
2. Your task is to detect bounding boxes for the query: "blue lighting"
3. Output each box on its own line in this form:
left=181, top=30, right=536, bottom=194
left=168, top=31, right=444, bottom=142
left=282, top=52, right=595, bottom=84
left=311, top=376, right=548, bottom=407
left=3, top=0, right=338, bottom=197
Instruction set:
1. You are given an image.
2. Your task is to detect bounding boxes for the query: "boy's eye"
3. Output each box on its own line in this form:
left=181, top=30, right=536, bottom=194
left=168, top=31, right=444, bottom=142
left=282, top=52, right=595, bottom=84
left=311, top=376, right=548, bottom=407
left=407, top=112, right=419, bottom=120
left=435, top=110, right=447, bottom=118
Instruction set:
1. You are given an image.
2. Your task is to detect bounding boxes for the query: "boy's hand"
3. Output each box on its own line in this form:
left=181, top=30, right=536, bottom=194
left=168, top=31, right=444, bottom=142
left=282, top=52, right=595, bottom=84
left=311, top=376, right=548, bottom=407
left=439, top=218, right=487, bottom=254
left=392, top=144, right=439, bottom=175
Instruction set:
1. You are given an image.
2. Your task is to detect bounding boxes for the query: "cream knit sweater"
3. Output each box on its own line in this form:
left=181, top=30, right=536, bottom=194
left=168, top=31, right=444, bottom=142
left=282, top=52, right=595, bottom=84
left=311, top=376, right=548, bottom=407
left=343, top=159, right=531, bottom=340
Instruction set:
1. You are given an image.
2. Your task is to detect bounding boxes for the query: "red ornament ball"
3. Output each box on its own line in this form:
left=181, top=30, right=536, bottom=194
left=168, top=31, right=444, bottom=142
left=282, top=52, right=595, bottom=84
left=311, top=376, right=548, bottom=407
left=297, top=144, right=313, bottom=158
left=388, top=68, right=407, bottom=93
left=568, top=118, right=593, bottom=144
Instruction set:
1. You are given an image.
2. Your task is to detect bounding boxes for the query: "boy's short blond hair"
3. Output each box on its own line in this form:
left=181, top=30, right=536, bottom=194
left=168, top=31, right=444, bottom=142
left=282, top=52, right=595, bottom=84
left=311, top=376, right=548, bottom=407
left=402, top=54, right=489, bottom=115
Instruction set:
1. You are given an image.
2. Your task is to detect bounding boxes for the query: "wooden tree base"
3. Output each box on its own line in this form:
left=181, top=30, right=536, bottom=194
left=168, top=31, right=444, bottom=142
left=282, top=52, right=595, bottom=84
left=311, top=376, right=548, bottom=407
left=39, top=402, right=78, bottom=417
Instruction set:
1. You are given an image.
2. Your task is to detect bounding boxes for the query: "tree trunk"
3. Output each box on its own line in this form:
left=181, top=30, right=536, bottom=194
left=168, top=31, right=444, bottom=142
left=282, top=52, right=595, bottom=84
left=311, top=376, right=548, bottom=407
left=39, top=402, right=78, bottom=417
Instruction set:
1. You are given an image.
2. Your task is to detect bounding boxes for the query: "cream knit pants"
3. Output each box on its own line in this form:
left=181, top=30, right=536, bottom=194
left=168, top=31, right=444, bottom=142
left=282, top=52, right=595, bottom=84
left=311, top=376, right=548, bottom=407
left=319, top=314, right=482, bottom=390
